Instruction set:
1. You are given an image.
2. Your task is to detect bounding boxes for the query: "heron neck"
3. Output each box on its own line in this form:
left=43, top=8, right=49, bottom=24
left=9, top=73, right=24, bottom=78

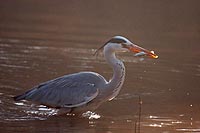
left=104, top=48, right=125, bottom=100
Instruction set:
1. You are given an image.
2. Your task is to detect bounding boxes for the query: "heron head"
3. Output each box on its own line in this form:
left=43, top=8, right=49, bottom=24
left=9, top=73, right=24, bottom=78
left=95, top=36, right=158, bottom=59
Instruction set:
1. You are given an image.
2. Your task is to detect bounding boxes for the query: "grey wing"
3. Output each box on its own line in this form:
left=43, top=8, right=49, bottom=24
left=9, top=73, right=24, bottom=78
left=15, top=73, right=100, bottom=108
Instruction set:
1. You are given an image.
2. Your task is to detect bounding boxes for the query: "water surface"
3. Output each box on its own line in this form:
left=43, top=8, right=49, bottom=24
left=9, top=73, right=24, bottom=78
left=0, top=0, right=200, bottom=132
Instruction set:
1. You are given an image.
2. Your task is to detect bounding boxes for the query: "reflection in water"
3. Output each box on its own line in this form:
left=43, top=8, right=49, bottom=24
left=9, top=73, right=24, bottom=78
left=0, top=0, right=200, bottom=132
left=82, top=111, right=101, bottom=120
left=144, top=115, right=180, bottom=128
left=176, top=128, right=200, bottom=132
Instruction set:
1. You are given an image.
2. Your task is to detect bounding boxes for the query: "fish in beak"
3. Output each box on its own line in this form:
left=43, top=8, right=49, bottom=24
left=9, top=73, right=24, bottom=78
left=128, top=44, right=158, bottom=59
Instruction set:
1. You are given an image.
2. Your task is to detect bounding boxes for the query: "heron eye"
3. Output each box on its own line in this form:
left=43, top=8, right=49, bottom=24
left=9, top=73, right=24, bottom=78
left=121, top=43, right=128, bottom=48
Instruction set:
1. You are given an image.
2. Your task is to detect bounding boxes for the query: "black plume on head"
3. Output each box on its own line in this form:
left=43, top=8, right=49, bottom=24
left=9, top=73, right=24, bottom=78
left=94, top=37, right=127, bottom=56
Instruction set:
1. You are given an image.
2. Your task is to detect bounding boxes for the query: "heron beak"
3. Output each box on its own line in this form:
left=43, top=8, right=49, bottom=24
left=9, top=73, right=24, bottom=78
left=129, top=44, right=158, bottom=59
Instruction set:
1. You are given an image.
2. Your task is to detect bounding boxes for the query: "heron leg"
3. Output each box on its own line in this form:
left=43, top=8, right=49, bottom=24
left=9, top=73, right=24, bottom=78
left=57, top=107, right=72, bottom=115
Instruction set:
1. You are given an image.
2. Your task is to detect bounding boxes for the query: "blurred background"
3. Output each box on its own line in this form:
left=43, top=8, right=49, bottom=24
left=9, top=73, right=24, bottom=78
left=0, top=0, right=200, bottom=132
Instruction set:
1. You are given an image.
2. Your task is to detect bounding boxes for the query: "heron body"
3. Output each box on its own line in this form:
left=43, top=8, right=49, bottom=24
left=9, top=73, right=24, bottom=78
left=14, top=36, right=158, bottom=114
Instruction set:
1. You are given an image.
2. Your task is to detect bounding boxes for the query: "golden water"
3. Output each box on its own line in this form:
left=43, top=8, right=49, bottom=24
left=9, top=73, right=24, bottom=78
left=0, top=0, right=200, bottom=132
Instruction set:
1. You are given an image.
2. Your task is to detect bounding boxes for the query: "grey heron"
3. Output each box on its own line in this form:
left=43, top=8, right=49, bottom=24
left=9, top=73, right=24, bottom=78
left=14, top=36, right=158, bottom=115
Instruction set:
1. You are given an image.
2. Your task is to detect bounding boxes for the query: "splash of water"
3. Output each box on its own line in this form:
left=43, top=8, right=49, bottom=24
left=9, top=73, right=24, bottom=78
left=82, top=111, right=101, bottom=119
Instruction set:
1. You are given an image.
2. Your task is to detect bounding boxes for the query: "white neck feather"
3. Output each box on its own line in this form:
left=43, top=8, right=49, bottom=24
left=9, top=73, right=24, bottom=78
left=103, top=43, right=126, bottom=100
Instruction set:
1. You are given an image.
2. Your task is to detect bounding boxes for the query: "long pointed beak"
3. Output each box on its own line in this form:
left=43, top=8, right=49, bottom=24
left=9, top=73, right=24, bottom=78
left=129, top=44, right=158, bottom=59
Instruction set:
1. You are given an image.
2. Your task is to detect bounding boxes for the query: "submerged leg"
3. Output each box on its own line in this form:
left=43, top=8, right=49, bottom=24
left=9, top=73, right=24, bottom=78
left=57, top=108, right=72, bottom=115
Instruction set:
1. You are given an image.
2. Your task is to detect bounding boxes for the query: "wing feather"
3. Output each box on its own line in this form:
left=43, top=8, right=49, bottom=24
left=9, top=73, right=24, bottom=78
left=16, top=72, right=102, bottom=108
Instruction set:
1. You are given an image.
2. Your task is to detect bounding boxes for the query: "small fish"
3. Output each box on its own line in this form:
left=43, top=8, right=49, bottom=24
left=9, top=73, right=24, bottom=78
left=134, top=51, right=147, bottom=57
left=150, top=51, right=158, bottom=58
left=150, top=51, right=155, bottom=54
left=134, top=50, right=158, bottom=58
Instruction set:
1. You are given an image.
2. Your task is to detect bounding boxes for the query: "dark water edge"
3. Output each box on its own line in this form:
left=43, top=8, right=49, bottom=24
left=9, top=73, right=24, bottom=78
left=0, top=0, right=200, bottom=132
